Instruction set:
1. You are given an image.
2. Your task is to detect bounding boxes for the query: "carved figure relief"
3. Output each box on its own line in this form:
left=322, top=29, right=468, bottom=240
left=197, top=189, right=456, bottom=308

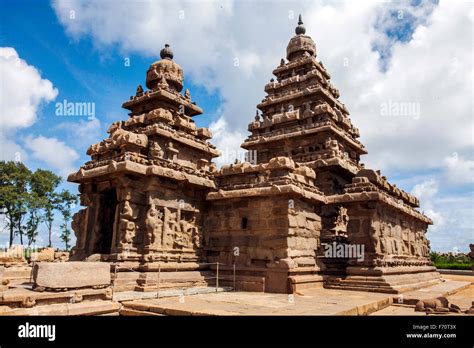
left=145, top=204, right=164, bottom=246
left=149, top=140, right=164, bottom=158
left=119, top=200, right=136, bottom=247
left=119, top=219, right=136, bottom=246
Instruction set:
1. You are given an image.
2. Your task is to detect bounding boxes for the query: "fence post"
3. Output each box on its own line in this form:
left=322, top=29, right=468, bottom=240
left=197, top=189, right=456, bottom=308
left=216, top=262, right=219, bottom=292
left=233, top=263, right=236, bottom=291
left=157, top=263, right=161, bottom=299
left=30, top=261, right=35, bottom=283
left=112, top=263, right=118, bottom=297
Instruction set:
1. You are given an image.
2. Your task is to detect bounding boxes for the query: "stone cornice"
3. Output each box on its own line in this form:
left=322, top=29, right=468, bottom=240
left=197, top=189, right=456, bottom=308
left=242, top=122, right=367, bottom=154
left=257, top=85, right=348, bottom=114
left=68, top=160, right=216, bottom=189
left=326, top=191, right=432, bottom=224
left=207, top=183, right=325, bottom=203
left=122, top=87, right=203, bottom=116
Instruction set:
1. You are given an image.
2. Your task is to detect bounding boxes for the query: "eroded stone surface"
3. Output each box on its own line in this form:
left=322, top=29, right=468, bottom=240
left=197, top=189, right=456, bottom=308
left=30, top=248, right=55, bottom=262
left=0, top=245, right=26, bottom=265
left=33, top=262, right=111, bottom=289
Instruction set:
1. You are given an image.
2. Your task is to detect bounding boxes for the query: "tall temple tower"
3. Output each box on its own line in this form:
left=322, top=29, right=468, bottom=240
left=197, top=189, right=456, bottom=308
left=68, top=44, right=219, bottom=286
left=242, top=15, right=367, bottom=195
left=205, top=16, right=439, bottom=293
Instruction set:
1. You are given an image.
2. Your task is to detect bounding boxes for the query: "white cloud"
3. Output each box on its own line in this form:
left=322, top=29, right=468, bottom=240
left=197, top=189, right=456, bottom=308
left=0, top=132, right=25, bottom=162
left=411, top=178, right=445, bottom=232
left=55, top=117, right=102, bottom=150
left=424, top=193, right=474, bottom=252
left=443, top=153, right=474, bottom=185
left=0, top=47, right=58, bottom=130
left=209, top=116, right=247, bottom=166
left=0, top=47, right=58, bottom=163
left=411, top=178, right=438, bottom=201
left=24, top=135, right=79, bottom=178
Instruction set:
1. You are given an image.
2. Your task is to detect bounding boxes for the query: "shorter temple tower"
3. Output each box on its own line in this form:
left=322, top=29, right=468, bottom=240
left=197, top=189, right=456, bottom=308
left=68, top=44, right=219, bottom=289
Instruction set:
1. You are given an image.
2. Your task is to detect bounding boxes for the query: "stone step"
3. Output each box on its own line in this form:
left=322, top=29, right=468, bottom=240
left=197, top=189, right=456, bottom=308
left=3, top=266, right=32, bottom=283
left=0, top=300, right=120, bottom=315
left=325, top=278, right=443, bottom=294
left=120, top=308, right=164, bottom=316
left=0, top=286, right=113, bottom=307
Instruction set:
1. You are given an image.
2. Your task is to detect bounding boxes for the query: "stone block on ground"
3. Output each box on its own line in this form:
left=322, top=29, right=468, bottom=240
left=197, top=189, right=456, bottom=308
left=30, top=248, right=55, bottom=262
left=0, top=245, right=26, bottom=264
left=0, top=265, right=8, bottom=289
left=54, top=251, right=69, bottom=262
left=33, top=262, right=111, bottom=290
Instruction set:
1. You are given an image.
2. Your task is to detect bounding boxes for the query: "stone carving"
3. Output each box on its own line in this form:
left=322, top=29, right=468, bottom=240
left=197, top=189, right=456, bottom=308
left=136, top=84, right=144, bottom=97
left=332, top=206, right=348, bottom=238
left=184, top=88, right=191, bottom=99
left=145, top=205, right=164, bottom=247
left=121, top=200, right=133, bottom=220
left=149, top=140, right=164, bottom=158
left=119, top=219, right=136, bottom=246
left=415, top=297, right=463, bottom=314
left=118, top=200, right=136, bottom=247
left=71, top=209, right=87, bottom=251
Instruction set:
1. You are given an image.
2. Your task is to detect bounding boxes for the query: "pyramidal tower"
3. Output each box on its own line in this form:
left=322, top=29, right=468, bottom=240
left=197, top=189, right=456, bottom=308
left=205, top=16, right=439, bottom=293
left=68, top=44, right=219, bottom=289
left=242, top=15, right=366, bottom=195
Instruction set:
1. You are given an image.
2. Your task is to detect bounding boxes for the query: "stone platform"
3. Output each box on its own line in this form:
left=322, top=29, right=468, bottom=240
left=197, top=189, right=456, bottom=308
left=120, top=288, right=392, bottom=316
left=0, top=300, right=120, bottom=316
left=119, top=276, right=470, bottom=316
left=324, top=268, right=442, bottom=294
left=0, top=286, right=117, bottom=315
left=393, top=278, right=471, bottom=306
left=374, top=280, right=473, bottom=316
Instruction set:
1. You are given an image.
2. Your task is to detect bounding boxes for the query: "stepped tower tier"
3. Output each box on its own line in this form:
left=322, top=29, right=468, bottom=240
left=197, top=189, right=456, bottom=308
left=242, top=16, right=367, bottom=195
left=68, top=45, right=220, bottom=272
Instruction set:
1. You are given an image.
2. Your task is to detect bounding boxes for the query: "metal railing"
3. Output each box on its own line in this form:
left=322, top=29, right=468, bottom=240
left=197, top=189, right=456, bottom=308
left=111, top=262, right=236, bottom=299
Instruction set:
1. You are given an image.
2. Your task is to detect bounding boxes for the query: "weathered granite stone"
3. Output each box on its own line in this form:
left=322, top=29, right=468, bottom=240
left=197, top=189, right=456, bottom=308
left=33, top=262, right=111, bottom=290
left=0, top=245, right=26, bottom=264
left=30, top=248, right=55, bottom=262
left=0, top=265, right=7, bottom=289
left=54, top=251, right=69, bottom=262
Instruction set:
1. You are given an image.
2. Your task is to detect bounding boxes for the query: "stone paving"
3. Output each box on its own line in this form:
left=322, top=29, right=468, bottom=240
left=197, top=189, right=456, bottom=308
left=120, top=275, right=472, bottom=316
left=122, top=287, right=392, bottom=316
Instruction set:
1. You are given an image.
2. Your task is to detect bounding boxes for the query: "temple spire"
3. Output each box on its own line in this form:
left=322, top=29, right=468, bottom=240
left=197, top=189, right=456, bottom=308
left=295, top=14, right=306, bottom=35
left=160, top=44, right=174, bottom=60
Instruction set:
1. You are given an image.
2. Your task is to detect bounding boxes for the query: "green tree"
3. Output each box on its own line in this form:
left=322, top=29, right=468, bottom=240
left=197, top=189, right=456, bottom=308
left=30, top=169, right=62, bottom=247
left=0, top=161, right=31, bottom=246
left=58, top=190, right=78, bottom=251
left=25, top=192, right=43, bottom=246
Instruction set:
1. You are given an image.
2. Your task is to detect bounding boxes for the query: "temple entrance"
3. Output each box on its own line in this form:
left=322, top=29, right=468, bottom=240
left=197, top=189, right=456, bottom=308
left=95, top=189, right=117, bottom=254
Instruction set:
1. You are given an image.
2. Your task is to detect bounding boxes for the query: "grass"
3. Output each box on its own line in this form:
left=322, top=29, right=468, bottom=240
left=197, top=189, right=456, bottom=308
left=434, top=262, right=472, bottom=270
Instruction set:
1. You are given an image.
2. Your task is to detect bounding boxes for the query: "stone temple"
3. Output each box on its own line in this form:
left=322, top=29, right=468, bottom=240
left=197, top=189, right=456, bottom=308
left=68, top=16, right=440, bottom=294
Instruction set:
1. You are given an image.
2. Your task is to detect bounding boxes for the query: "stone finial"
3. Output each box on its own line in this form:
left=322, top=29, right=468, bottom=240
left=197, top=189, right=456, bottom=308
left=160, top=44, right=174, bottom=60
left=254, top=110, right=260, bottom=121
left=295, top=14, right=306, bottom=35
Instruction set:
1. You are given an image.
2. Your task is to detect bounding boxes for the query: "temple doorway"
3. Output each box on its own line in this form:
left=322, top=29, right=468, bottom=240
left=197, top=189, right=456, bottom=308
left=96, top=189, right=117, bottom=254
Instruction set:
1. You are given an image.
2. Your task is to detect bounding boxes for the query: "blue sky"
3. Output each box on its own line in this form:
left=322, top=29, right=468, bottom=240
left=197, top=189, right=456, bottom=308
left=0, top=0, right=472, bottom=252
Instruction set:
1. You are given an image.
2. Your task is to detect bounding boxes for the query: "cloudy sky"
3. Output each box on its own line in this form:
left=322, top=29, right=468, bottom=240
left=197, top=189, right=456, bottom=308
left=0, top=0, right=472, bottom=251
